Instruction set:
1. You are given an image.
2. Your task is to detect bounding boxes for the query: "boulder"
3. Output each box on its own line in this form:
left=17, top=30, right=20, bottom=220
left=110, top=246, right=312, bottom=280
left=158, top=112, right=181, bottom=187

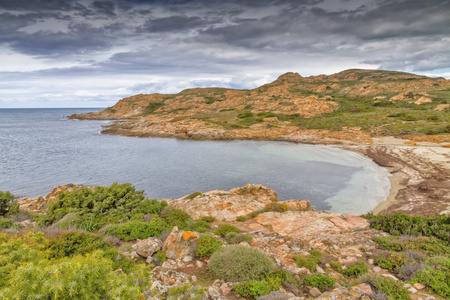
left=164, top=184, right=279, bottom=221
left=132, top=237, right=163, bottom=258
left=254, top=211, right=369, bottom=237
left=283, top=200, right=313, bottom=211
left=163, top=226, right=198, bottom=260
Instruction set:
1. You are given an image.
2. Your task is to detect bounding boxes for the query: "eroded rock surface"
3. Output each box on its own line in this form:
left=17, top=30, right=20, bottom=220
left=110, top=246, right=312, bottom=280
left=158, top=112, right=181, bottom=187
left=165, top=184, right=314, bottom=221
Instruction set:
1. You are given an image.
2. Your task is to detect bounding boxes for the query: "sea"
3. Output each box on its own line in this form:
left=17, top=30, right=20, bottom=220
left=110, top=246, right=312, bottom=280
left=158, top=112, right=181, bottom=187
left=0, top=108, right=391, bottom=215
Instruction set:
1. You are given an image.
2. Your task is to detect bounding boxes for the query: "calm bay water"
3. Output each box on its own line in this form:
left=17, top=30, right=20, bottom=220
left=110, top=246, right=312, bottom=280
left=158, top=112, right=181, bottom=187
left=0, top=108, right=390, bottom=215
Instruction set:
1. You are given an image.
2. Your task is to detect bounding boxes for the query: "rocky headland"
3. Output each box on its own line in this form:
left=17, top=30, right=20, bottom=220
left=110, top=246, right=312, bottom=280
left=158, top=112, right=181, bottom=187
left=70, top=69, right=450, bottom=216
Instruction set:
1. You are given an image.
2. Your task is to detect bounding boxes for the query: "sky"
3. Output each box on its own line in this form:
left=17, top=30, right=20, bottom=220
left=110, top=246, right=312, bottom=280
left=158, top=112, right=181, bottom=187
left=0, top=0, right=449, bottom=108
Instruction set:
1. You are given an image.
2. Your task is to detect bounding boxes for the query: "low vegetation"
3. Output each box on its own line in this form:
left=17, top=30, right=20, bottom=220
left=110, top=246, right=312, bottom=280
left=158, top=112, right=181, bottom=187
left=366, top=213, right=450, bottom=298
left=2, top=185, right=450, bottom=299
left=209, top=245, right=275, bottom=282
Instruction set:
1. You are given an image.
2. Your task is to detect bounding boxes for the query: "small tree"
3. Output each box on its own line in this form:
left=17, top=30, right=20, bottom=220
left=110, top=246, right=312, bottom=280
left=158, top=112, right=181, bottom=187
left=0, top=191, right=15, bottom=215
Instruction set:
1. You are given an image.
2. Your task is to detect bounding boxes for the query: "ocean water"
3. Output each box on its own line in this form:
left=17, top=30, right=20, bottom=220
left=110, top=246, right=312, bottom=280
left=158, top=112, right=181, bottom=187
left=0, top=108, right=390, bottom=215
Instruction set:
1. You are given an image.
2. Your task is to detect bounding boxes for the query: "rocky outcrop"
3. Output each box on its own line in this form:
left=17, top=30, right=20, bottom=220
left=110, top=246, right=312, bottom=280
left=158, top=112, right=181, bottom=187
left=165, top=184, right=279, bottom=221
left=162, top=226, right=198, bottom=261
left=283, top=200, right=313, bottom=211
left=254, top=211, right=369, bottom=238
left=18, top=184, right=86, bottom=214
left=165, top=184, right=314, bottom=221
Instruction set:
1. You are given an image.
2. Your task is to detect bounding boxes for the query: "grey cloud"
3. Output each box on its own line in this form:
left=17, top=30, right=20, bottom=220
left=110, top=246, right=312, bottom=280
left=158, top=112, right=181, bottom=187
left=0, top=0, right=71, bottom=11
left=139, top=15, right=204, bottom=32
left=92, top=1, right=116, bottom=17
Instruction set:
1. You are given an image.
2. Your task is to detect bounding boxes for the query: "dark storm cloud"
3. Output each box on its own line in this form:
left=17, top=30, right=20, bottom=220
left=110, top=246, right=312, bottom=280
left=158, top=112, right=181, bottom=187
left=139, top=15, right=204, bottom=32
left=1, top=0, right=450, bottom=107
left=0, top=0, right=71, bottom=11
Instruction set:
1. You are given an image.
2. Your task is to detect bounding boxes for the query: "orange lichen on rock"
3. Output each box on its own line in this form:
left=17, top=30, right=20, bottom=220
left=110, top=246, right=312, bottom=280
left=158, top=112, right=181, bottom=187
left=182, top=231, right=197, bottom=240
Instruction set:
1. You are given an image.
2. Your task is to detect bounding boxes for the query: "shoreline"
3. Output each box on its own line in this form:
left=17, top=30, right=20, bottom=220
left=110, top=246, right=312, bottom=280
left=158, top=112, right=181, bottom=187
left=70, top=113, right=450, bottom=216
left=103, top=123, right=450, bottom=216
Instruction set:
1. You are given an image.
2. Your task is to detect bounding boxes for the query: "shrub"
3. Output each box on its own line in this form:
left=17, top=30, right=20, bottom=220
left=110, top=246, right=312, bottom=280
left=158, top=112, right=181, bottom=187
left=266, top=269, right=292, bottom=284
left=232, top=280, right=272, bottom=299
left=213, top=224, right=240, bottom=237
left=199, top=216, right=215, bottom=223
left=373, top=236, right=450, bottom=256
left=293, top=250, right=322, bottom=272
left=365, top=213, right=450, bottom=243
left=0, top=218, right=15, bottom=230
left=46, top=231, right=114, bottom=259
left=40, top=183, right=147, bottom=227
left=0, top=252, right=147, bottom=299
left=236, top=216, right=246, bottom=222
left=331, top=261, right=368, bottom=277
left=0, top=232, right=148, bottom=298
left=168, top=284, right=206, bottom=298
left=265, top=202, right=289, bottom=213
left=0, top=191, right=15, bottom=215
left=345, top=261, right=369, bottom=277
left=190, top=220, right=211, bottom=233
left=414, top=256, right=450, bottom=298
left=398, top=262, right=424, bottom=281
left=369, top=276, right=411, bottom=300
left=375, top=251, right=412, bottom=273
left=106, top=218, right=168, bottom=241
left=196, top=235, right=222, bottom=259
left=225, top=232, right=253, bottom=244
left=304, top=274, right=335, bottom=292
left=185, top=191, right=203, bottom=200
left=159, top=206, right=192, bottom=229
left=135, top=199, right=167, bottom=215
left=209, top=245, right=275, bottom=281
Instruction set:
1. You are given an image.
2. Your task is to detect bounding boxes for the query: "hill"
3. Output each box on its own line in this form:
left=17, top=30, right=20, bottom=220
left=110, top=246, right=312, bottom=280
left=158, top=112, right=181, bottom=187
left=70, top=69, right=450, bottom=144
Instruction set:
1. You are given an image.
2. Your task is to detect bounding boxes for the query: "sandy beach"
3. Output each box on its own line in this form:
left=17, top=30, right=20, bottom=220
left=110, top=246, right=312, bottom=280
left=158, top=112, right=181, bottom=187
left=342, top=138, right=450, bottom=216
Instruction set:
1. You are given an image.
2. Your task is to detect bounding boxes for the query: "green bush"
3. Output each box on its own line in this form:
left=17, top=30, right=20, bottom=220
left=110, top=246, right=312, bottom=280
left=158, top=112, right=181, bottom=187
left=0, top=232, right=148, bottom=299
left=265, top=202, right=289, bottom=213
left=159, top=206, right=192, bottom=229
left=46, top=231, right=114, bottom=259
left=344, top=261, right=369, bottom=277
left=0, top=252, right=147, bottom=299
left=40, top=183, right=147, bottom=227
left=199, top=216, right=215, bottom=223
left=190, top=220, right=211, bottom=233
left=293, top=250, right=322, bottom=272
left=414, top=256, right=450, bottom=298
left=185, top=191, right=203, bottom=200
left=0, top=191, right=15, bottom=215
left=106, top=218, right=168, bottom=241
left=209, top=245, right=275, bottom=281
left=365, top=213, right=450, bottom=243
left=304, top=274, right=335, bottom=292
left=0, top=218, right=15, bottom=230
left=375, top=251, right=412, bottom=273
left=373, top=236, right=450, bottom=256
left=266, top=269, right=292, bottom=284
left=196, top=235, right=222, bottom=259
left=369, top=276, right=411, bottom=300
left=225, top=232, right=253, bottom=244
left=236, top=216, right=246, bottom=222
left=232, top=280, right=272, bottom=299
left=135, top=199, right=167, bottom=214
left=213, top=224, right=240, bottom=237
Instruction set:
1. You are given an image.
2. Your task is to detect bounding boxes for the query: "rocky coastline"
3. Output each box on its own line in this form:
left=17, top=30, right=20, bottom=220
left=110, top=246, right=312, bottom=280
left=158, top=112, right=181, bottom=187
left=70, top=115, right=450, bottom=217
left=8, top=183, right=448, bottom=299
